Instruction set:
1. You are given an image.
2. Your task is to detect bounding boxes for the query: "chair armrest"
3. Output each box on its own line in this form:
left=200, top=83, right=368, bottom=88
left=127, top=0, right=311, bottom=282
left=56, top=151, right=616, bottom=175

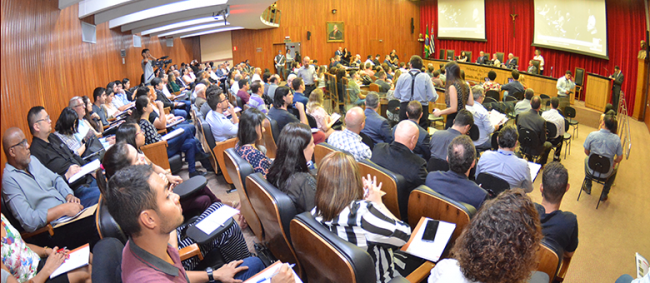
left=556, top=254, right=573, bottom=282
left=179, top=243, right=203, bottom=261
left=141, top=141, right=171, bottom=170
left=164, top=107, right=171, bottom=115
left=20, top=224, right=54, bottom=239
left=157, top=129, right=167, bottom=135
left=406, top=261, right=435, bottom=283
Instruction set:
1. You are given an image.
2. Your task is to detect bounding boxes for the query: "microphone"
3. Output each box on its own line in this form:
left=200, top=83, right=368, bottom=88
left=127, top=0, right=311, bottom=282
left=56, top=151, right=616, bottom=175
left=550, top=66, right=554, bottom=77
left=604, top=67, right=609, bottom=76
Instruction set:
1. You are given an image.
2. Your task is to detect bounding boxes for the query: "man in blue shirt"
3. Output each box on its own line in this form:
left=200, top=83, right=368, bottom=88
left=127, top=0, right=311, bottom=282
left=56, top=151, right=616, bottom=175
left=206, top=91, right=239, bottom=142
left=501, top=70, right=525, bottom=101
left=582, top=113, right=622, bottom=201
left=291, top=77, right=309, bottom=111
left=426, top=135, right=488, bottom=209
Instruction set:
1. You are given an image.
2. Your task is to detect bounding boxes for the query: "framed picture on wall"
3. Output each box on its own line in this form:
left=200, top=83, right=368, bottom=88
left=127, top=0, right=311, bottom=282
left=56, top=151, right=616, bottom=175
left=326, top=22, right=344, bottom=42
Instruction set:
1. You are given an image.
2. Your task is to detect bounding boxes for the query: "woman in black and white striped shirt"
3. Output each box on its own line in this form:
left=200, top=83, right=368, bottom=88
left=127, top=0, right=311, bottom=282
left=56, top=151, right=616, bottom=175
left=311, top=152, right=414, bottom=283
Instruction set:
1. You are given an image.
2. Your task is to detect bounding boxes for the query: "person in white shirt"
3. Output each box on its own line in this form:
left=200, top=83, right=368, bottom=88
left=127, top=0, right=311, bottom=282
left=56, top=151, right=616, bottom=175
left=251, top=68, right=262, bottom=83
left=556, top=70, right=575, bottom=113
left=230, top=74, right=242, bottom=96
left=364, top=55, right=375, bottom=67
left=541, top=97, right=565, bottom=162
left=205, top=91, right=239, bottom=142
left=428, top=190, right=545, bottom=283
left=533, top=49, right=545, bottom=75
left=466, top=86, right=500, bottom=151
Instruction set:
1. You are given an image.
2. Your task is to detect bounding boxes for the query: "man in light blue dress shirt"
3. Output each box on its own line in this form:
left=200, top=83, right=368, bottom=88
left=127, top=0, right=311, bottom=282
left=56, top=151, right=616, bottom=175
left=393, top=55, right=438, bottom=129
left=206, top=92, right=239, bottom=142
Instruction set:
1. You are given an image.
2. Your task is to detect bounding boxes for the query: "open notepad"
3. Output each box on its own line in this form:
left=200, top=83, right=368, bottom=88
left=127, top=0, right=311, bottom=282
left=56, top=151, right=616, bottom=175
left=162, top=128, right=185, bottom=141
left=68, top=159, right=100, bottom=183
left=528, top=161, right=542, bottom=182
left=195, top=205, right=240, bottom=234
left=50, top=244, right=90, bottom=278
left=488, top=109, right=508, bottom=126
left=243, top=261, right=302, bottom=283
left=401, top=217, right=455, bottom=263
left=51, top=204, right=97, bottom=228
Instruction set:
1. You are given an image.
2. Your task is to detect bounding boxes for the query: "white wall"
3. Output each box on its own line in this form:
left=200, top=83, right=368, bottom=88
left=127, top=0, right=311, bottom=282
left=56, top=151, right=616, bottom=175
left=200, top=31, right=233, bottom=63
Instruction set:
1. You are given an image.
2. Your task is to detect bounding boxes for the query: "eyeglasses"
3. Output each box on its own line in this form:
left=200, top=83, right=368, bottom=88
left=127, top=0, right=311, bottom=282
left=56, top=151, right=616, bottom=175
left=35, top=115, right=51, bottom=123
left=10, top=139, right=28, bottom=150
left=73, top=104, right=84, bottom=108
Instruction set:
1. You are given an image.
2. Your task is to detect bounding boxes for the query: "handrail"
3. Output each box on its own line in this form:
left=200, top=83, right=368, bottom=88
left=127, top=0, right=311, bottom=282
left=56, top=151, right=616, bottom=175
left=617, top=91, right=631, bottom=160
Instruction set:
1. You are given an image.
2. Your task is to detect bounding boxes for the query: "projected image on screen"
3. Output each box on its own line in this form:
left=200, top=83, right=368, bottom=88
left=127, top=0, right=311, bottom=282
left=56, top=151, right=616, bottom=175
left=438, top=0, right=486, bottom=41
left=533, top=0, right=608, bottom=58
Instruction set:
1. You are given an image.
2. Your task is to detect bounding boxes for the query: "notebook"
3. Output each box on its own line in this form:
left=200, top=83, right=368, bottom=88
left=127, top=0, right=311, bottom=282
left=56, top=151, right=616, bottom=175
left=401, top=217, right=455, bottom=263
left=50, top=244, right=90, bottom=278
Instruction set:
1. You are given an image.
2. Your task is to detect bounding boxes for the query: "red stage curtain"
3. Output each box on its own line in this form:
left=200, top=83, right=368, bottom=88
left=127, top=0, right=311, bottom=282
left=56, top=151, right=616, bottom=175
left=420, top=0, right=646, bottom=115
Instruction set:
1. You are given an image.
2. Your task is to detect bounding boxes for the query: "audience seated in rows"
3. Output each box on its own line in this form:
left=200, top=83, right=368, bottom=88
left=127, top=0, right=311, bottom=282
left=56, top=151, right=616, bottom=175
left=268, top=86, right=308, bottom=133
left=371, top=121, right=427, bottom=219
left=235, top=108, right=272, bottom=176
left=69, top=96, right=101, bottom=143
left=536, top=162, right=579, bottom=256
left=193, top=83, right=208, bottom=110
left=502, top=70, right=525, bottom=101
left=374, top=71, right=391, bottom=93
left=237, top=79, right=251, bottom=105
left=102, top=88, right=121, bottom=120
left=395, top=101, right=431, bottom=160
left=153, top=77, right=189, bottom=120
left=428, top=190, right=544, bottom=283
left=108, top=81, right=134, bottom=112
left=206, top=90, right=239, bottom=142
left=466, top=86, right=500, bottom=151
left=81, top=96, right=103, bottom=133
left=542, top=97, right=566, bottom=161
left=292, top=77, right=309, bottom=110
left=201, top=85, right=221, bottom=118
left=248, top=82, right=268, bottom=114
left=582, top=113, right=622, bottom=201
left=139, top=86, right=196, bottom=137
left=2, top=127, right=100, bottom=248
left=515, top=88, right=534, bottom=115
left=132, top=95, right=211, bottom=177
left=267, top=123, right=316, bottom=214
left=475, top=125, right=534, bottom=192
left=103, top=165, right=265, bottom=282
left=483, top=70, right=500, bottom=92
left=327, top=107, right=372, bottom=161
left=517, top=96, right=553, bottom=165
left=28, top=106, right=101, bottom=208
left=426, top=135, right=488, bottom=209
left=431, top=70, right=444, bottom=87
left=361, top=92, right=393, bottom=145
left=429, top=109, right=474, bottom=161
left=313, top=152, right=419, bottom=283
left=53, top=107, right=93, bottom=157
left=92, top=87, right=109, bottom=126
left=306, top=89, right=335, bottom=138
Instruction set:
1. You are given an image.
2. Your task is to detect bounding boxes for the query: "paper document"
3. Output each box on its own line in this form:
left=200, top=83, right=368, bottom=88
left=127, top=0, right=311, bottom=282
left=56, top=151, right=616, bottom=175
left=311, top=128, right=319, bottom=133
left=244, top=261, right=302, bottom=283
left=195, top=205, right=240, bottom=234
left=69, top=159, right=100, bottom=183
left=52, top=205, right=97, bottom=228
left=528, top=161, right=542, bottom=181
left=50, top=244, right=90, bottom=278
left=488, top=110, right=508, bottom=126
left=637, top=253, right=649, bottom=278
left=330, top=112, right=341, bottom=123
left=403, top=218, right=455, bottom=263
left=162, top=128, right=185, bottom=141
left=234, top=107, right=242, bottom=113
left=166, top=117, right=186, bottom=128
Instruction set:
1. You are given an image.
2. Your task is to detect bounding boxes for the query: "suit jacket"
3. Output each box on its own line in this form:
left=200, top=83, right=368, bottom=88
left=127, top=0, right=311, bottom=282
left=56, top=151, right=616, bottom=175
left=371, top=142, right=427, bottom=220
left=156, top=90, right=174, bottom=109
left=517, top=109, right=547, bottom=153
left=393, top=120, right=431, bottom=161
left=611, top=72, right=624, bottom=90
left=476, top=55, right=488, bottom=65
left=505, top=58, right=518, bottom=69
left=29, top=134, right=91, bottom=189
left=361, top=108, right=393, bottom=145
left=527, top=66, right=538, bottom=74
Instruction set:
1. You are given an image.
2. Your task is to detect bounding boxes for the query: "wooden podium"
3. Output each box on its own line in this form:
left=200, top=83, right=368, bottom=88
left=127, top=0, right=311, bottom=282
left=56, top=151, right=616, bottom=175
left=585, top=73, right=612, bottom=112
left=633, top=55, right=649, bottom=120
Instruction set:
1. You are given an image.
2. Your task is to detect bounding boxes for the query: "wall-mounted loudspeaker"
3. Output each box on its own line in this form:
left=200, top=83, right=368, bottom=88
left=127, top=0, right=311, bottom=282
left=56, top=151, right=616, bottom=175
left=411, top=18, right=414, bottom=34
left=307, top=31, right=311, bottom=40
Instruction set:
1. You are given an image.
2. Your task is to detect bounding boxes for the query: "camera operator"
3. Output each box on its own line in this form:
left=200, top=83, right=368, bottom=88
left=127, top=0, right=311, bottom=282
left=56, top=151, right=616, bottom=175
left=141, top=49, right=157, bottom=85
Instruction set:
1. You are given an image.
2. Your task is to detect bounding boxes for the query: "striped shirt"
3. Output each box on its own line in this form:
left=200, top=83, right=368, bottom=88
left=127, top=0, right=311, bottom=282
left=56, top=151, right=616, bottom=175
left=312, top=200, right=411, bottom=283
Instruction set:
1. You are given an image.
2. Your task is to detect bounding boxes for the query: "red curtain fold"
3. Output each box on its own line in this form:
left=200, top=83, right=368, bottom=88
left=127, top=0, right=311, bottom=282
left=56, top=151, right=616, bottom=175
left=420, top=0, right=646, bottom=115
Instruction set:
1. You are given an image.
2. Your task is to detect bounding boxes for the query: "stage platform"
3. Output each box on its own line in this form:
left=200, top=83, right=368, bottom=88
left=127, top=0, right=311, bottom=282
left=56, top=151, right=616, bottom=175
left=572, top=100, right=604, bottom=129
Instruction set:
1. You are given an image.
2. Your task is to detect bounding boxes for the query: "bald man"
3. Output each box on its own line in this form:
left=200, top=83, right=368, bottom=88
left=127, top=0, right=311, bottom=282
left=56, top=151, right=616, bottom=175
left=2, top=127, right=99, bottom=248
left=371, top=121, right=428, bottom=220
left=327, top=107, right=372, bottom=161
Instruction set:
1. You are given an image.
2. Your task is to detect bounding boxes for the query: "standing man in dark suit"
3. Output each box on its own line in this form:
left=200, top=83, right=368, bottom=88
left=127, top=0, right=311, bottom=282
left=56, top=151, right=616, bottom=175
left=609, top=65, right=624, bottom=112
left=517, top=96, right=552, bottom=165
left=475, top=51, right=488, bottom=65
left=371, top=121, right=427, bottom=220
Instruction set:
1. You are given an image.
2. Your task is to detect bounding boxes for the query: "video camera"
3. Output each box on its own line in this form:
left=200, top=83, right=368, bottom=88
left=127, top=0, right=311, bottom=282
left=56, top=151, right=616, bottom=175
left=154, top=56, right=172, bottom=68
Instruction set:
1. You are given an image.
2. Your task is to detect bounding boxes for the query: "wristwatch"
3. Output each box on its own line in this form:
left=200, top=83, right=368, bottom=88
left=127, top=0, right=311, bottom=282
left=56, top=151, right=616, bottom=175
left=206, top=267, right=215, bottom=283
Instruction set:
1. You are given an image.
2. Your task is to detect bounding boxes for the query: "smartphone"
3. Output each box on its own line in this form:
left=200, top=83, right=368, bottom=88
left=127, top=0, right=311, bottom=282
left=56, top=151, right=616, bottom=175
left=421, top=220, right=439, bottom=242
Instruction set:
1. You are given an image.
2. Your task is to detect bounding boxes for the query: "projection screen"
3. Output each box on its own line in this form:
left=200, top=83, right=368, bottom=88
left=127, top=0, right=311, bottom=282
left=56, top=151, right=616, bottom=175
left=437, top=0, right=486, bottom=41
left=533, top=0, right=608, bottom=59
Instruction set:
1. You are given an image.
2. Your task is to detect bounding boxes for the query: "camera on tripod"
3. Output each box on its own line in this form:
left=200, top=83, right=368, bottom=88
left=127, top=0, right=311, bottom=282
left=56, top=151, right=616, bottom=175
left=154, top=56, right=172, bottom=68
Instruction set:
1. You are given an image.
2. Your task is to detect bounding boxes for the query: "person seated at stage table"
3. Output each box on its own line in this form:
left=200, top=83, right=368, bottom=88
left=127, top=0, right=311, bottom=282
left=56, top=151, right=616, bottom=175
left=267, top=123, right=316, bottom=214
left=527, top=60, right=538, bottom=74
left=2, top=127, right=100, bottom=249
left=475, top=51, right=489, bottom=65
left=426, top=135, right=487, bottom=209
left=427, top=190, right=543, bottom=283
left=475, top=125, right=534, bottom=193
left=482, top=70, right=501, bottom=92
left=505, top=53, right=518, bottom=69
left=490, top=53, right=501, bottom=68
left=457, top=51, right=468, bottom=62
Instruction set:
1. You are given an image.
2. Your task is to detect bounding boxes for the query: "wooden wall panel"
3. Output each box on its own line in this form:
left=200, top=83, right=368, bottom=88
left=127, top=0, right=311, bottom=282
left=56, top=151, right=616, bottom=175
left=1, top=0, right=201, bottom=173
left=230, top=0, right=421, bottom=73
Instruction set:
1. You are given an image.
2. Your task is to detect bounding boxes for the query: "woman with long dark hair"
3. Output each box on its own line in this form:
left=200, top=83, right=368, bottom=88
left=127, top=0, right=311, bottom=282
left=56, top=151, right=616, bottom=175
left=433, top=61, right=474, bottom=129
left=53, top=107, right=86, bottom=156
left=428, top=189, right=542, bottom=283
left=130, top=95, right=211, bottom=177
left=235, top=108, right=272, bottom=176
left=312, top=152, right=415, bottom=283
left=81, top=95, right=103, bottom=133
left=266, top=123, right=316, bottom=213
left=99, top=142, right=251, bottom=271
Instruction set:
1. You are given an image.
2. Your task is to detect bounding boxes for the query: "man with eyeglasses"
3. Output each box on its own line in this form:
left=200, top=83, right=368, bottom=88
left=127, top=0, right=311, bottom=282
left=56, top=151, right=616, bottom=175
left=2, top=127, right=100, bottom=249
left=206, top=91, right=239, bottom=142
left=27, top=106, right=101, bottom=206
